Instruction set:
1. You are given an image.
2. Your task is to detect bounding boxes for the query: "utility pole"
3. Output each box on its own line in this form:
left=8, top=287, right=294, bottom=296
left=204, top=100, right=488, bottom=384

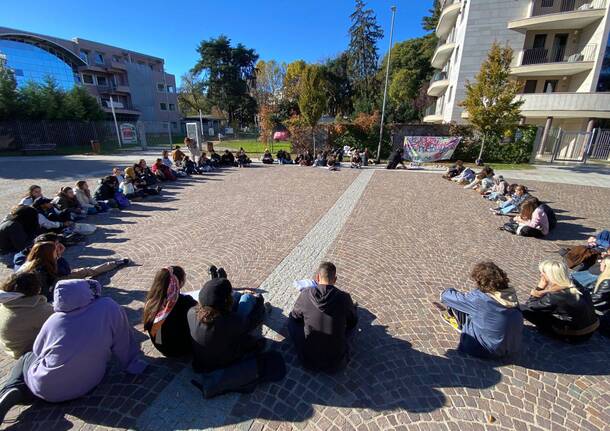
left=109, top=95, right=122, bottom=148
left=376, top=5, right=397, bottom=164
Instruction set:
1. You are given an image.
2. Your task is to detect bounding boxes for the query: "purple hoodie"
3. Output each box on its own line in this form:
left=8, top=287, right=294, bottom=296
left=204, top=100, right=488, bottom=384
left=24, top=279, right=147, bottom=402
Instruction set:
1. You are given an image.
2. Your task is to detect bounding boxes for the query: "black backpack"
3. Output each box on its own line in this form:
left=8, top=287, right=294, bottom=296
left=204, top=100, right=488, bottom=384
left=539, top=204, right=557, bottom=230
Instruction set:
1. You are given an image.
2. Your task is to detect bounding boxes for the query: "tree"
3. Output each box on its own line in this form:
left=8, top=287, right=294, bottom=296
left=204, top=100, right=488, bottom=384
left=298, top=65, right=327, bottom=153
left=460, top=43, right=524, bottom=162
left=321, top=53, right=353, bottom=117
left=283, top=60, right=307, bottom=104
left=177, top=71, right=211, bottom=116
left=0, top=64, right=20, bottom=120
left=254, top=59, right=286, bottom=108
left=348, top=0, right=383, bottom=113
left=422, top=0, right=442, bottom=32
left=191, top=35, right=259, bottom=125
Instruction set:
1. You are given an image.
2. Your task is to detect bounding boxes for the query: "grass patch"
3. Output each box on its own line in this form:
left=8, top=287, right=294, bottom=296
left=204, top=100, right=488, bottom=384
left=221, top=139, right=291, bottom=155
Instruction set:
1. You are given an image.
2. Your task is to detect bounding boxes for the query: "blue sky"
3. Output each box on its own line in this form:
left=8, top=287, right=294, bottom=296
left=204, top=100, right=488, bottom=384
left=2, top=0, right=431, bottom=86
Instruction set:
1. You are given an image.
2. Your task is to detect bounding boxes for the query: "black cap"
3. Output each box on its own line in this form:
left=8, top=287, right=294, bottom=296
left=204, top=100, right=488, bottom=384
left=199, top=278, right=232, bottom=308
left=32, top=197, right=52, bottom=209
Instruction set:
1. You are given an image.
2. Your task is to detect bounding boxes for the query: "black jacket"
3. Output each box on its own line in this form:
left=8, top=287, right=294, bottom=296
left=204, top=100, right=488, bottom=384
left=289, top=284, right=357, bottom=371
left=0, top=219, right=33, bottom=253
left=94, top=183, right=115, bottom=201
left=591, top=279, right=610, bottom=334
left=188, top=296, right=265, bottom=373
left=521, top=288, right=598, bottom=335
left=149, top=294, right=197, bottom=358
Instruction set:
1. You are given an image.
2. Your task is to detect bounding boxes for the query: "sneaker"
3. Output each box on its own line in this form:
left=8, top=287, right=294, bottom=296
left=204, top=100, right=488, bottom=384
left=208, top=265, right=218, bottom=279
left=116, top=258, right=132, bottom=268
left=264, top=302, right=272, bottom=313
left=441, top=312, right=462, bottom=333
left=217, top=267, right=227, bottom=279
left=0, top=388, right=23, bottom=423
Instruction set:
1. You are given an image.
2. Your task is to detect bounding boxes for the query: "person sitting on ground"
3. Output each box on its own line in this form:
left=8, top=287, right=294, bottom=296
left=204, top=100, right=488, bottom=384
left=182, top=156, right=201, bottom=175
left=440, top=261, right=523, bottom=360
left=19, top=186, right=43, bottom=206
left=299, top=151, right=313, bottom=167
left=75, top=181, right=107, bottom=214
left=197, top=152, right=215, bottom=172
left=362, top=148, right=371, bottom=166
left=52, top=187, right=87, bottom=220
left=288, top=262, right=358, bottom=372
left=276, top=149, right=291, bottom=164
left=501, top=197, right=549, bottom=238
left=137, top=160, right=160, bottom=186
left=562, top=230, right=610, bottom=272
left=351, top=151, right=362, bottom=169
left=172, top=145, right=186, bottom=167
left=220, top=150, right=236, bottom=167
left=13, top=233, right=70, bottom=275
left=492, top=185, right=529, bottom=215
left=0, top=279, right=147, bottom=423
left=16, top=242, right=58, bottom=302
left=32, top=198, right=73, bottom=233
left=386, top=148, right=407, bottom=170
left=124, top=167, right=161, bottom=197
left=161, top=150, right=173, bottom=168
left=464, top=167, right=494, bottom=191
left=94, top=176, right=120, bottom=209
left=236, top=149, right=251, bottom=168
left=152, top=158, right=177, bottom=181
left=261, top=149, right=274, bottom=165
left=112, top=167, right=125, bottom=186
left=521, top=260, right=599, bottom=342
left=0, top=207, right=39, bottom=256
left=314, top=151, right=326, bottom=167
left=188, top=266, right=267, bottom=373
left=0, top=272, right=53, bottom=359
left=209, top=150, right=221, bottom=168
left=327, top=154, right=339, bottom=171
left=442, top=160, right=465, bottom=180
left=143, top=266, right=196, bottom=358
left=452, top=166, right=476, bottom=185
left=483, top=176, right=509, bottom=201
left=590, top=256, right=610, bottom=337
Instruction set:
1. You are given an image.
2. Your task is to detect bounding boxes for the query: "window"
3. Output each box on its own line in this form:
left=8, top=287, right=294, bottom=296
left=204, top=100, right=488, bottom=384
left=543, top=80, right=558, bottom=93
left=79, top=50, right=89, bottom=64
left=95, top=52, right=104, bottom=64
left=112, top=55, right=121, bottom=62
left=160, top=102, right=167, bottom=111
left=169, top=104, right=175, bottom=111
left=167, top=85, right=175, bottom=93
left=82, top=74, right=94, bottom=84
left=541, top=0, right=554, bottom=7
left=523, top=80, right=537, bottom=93
left=157, top=83, right=165, bottom=92
left=447, top=86, right=453, bottom=102
left=96, top=75, right=108, bottom=86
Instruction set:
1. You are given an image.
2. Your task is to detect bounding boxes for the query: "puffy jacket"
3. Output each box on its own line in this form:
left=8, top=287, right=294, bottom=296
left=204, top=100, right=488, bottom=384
left=591, top=278, right=610, bottom=334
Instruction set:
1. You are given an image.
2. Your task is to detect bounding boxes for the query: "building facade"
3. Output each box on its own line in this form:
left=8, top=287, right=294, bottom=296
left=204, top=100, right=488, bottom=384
left=0, top=26, right=180, bottom=132
left=424, top=0, right=610, bottom=134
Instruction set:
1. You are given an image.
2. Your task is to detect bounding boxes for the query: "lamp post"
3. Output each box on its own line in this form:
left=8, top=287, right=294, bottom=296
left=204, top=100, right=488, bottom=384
left=376, top=5, right=397, bottom=164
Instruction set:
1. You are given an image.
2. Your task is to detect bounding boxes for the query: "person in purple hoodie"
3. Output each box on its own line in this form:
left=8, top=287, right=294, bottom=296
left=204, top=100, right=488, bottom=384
left=0, top=279, right=147, bottom=423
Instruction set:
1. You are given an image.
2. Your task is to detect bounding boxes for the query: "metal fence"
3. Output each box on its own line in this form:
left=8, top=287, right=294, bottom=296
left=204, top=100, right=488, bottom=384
left=533, top=126, right=610, bottom=164
left=588, top=129, right=610, bottom=161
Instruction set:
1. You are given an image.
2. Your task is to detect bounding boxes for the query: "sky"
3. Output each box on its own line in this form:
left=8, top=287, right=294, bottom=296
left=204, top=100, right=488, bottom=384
left=2, top=0, right=431, bottom=86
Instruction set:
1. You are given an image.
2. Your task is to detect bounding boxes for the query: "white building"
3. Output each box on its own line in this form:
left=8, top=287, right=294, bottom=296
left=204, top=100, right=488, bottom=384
left=424, top=0, right=610, bottom=136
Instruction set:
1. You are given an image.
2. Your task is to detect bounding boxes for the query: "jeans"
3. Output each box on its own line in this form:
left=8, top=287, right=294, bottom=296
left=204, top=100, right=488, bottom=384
left=499, top=203, right=517, bottom=215
left=86, top=207, right=98, bottom=215
left=0, top=351, right=36, bottom=403
left=571, top=271, right=598, bottom=291
left=231, top=292, right=258, bottom=319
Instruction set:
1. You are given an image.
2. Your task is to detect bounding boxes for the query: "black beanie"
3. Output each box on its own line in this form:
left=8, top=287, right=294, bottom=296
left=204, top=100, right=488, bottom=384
left=199, top=278, right=232, bottom=308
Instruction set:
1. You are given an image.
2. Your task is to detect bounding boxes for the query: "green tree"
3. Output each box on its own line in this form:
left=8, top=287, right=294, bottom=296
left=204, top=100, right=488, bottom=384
left=460, top=43, right=524, bottom=162
left=64, top=85, right=104, bottom=120
left=348, top=0, right=383, bottom=113
left=191, top=35, right=259, bottom=124
left=0, top=64, right=20, bottom=120
left=177, top=71, right=211, bottom=116
left=422, top=0, right=442, bottom=31
left=283, top=60, right=307, bottom=104
left=298, top=65, right=327, bottom=153
left=321, top=53, right=353, bottom=117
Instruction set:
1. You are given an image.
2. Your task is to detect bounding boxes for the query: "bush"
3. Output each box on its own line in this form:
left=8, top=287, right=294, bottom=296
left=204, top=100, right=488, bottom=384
left=451, top=124, right=536, bottom=164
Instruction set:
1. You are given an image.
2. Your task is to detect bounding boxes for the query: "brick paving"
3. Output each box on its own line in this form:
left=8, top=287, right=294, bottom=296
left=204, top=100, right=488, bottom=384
left=0, top=159, right=609, bottom=430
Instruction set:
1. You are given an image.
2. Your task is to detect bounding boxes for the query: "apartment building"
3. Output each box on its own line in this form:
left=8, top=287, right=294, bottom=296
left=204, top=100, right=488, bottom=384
left=424, top=0, right=610, bottom=135
left=0, top=27, right=180, bottom=132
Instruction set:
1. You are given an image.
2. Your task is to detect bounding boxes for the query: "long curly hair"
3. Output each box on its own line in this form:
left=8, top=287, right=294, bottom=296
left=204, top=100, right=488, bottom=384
left=470, top=261, right=510, bottom=293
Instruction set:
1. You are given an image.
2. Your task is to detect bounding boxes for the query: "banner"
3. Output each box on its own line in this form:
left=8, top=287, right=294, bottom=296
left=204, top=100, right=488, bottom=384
left=404, top=136, right=461, bottom=162
left=120, top=123, right=138, bottom=145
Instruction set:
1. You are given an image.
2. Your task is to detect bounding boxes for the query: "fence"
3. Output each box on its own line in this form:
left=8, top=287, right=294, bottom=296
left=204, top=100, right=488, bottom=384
left=533, top=126, right=610, bottom=163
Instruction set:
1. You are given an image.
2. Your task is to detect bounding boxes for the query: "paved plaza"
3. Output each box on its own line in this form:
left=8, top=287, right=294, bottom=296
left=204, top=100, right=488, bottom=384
left=0, top=155, right=609, bottom=430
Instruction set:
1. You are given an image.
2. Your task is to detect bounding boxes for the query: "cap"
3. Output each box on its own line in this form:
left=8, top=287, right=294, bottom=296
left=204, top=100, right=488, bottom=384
left=199, top=278, right=232, bottom=308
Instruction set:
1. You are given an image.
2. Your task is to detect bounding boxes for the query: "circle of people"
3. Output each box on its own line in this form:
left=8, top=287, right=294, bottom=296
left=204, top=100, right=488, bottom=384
left=0, top=150, right=607, bottom=423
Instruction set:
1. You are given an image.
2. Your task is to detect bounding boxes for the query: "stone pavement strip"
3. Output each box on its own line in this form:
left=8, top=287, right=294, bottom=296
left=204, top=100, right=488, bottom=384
left=0, top=158, right=609, bottom=430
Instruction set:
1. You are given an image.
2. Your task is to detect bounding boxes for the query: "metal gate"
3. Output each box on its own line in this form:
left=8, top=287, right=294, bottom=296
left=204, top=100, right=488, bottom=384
left=552, top=130, right=591, bottom=162
left=588, top=129, right=610, bottom=161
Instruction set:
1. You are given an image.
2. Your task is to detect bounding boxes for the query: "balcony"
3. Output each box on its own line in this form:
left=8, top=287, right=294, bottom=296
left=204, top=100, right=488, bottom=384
left=109, top=60, right=127, bottom=71
left=423, top=103, right=443, bottom=123
left=517, top=92, right=610, bottom=118
left=427, top=71, right=450, bottom=96
left=436, top=0, right=461, bottom=38
left=508, top=0, right=606, bottom=31
left=431, top=34, right=456, bottom=68
left=511, top=44, right=597, bottom=76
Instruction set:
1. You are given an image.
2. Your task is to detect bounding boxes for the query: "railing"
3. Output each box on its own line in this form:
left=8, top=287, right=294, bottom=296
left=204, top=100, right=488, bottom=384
left=521, top=43, right=596, bottom=65
left=531, top=0, right=607, bottom=17
left=431, top=71, right=448, bottom=82
left=441, top=0, right=459, bottom=9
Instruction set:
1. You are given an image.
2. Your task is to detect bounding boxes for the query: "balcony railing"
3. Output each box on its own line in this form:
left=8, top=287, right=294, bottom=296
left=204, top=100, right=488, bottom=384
left=531, top=0, right=607, bottom=17
left=431, top=71, right=448, bottom=82
left=441, top=0, right=459, bottom=9
left=521, top=43, right=597, bottom=65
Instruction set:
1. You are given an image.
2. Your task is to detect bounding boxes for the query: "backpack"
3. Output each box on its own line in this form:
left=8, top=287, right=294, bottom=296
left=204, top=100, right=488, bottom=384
left=539, top=204, right=556, bottom=230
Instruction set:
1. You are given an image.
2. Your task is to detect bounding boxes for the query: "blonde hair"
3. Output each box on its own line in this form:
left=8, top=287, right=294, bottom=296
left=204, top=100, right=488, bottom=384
left=539, top=260, right=572, bottom=289
left=595, top=256, right=610, bottom=292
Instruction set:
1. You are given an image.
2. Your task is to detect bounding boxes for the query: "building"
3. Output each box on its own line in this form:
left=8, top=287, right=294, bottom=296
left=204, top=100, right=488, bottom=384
left=0, top=26, right=180, bottom=132
left=424, top=0, right=610, bottom=135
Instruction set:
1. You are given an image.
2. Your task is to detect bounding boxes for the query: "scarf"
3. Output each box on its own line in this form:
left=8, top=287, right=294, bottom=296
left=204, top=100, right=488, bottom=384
left=150, top=267, right=180, bottom=340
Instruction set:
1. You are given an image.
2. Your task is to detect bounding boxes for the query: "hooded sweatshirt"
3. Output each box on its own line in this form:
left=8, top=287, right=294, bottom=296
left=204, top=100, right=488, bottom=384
left=289, top=284, right=358, bottom=371
left=441, top=287, right=523, bottom=359
left=0, top=291, right=53, bottom=358
left=24, top=279, right=147, bottom=402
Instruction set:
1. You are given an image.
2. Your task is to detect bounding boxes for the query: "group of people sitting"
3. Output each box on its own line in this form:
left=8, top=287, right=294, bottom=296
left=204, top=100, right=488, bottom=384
left=271, top=146, right=373, bottom=171
left=443, top=161, right=556, bottom=239
left=0, top=261, right=357, bottom=419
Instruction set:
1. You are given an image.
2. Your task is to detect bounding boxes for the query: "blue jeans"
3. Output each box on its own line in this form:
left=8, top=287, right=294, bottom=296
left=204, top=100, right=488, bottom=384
left=232, top=292, right=258, bottom=318
left=571, top=271, right=598, bottom=291
left=86, top=207, right=98, bottom=215
left=498, top=202, right=517, bottom=215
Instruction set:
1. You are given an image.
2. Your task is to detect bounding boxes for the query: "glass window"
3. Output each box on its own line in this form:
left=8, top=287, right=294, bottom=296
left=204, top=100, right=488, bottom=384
left=169, top=104, right=175, bottom=111
left=523, top=80, right=537, bottom=93
left=79, top=50, right=89, bottom=64
left=96, top=75, right=108, bottom=86
left=157, top=83, right=165, bottom=92
left=82, top=74, right=94, bottom=84
left=112, top=55, right=121, bottom=62
left=167, top=85, right=175, bottom=93
left=95, top=52, right=104, bottom=64
left=0, top=39, right=78, bottom=90
left=160, top=102, right=167, bottom=111
left=597, top=37, right=610, bottom=92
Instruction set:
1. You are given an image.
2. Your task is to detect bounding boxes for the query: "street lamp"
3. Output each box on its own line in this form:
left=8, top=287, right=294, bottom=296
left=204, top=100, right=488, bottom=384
left=376, top=5, right=397, bottom=164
